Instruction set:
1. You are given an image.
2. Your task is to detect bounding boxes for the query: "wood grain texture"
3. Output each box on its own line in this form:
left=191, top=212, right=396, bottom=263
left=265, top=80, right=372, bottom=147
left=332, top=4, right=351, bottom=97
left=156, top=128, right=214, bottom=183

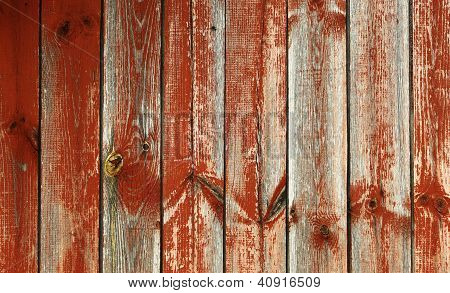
left=413, top=0, right=449, bottom=273
left=349, top=0, right=410, bottom=272
left=191, top=0, right=225, bottom=272
left=41, top=0, right=100, bottom=272
left=225, top=0, right=287, bottom=273
left=102, top=0, right=161, bottom=273
left=163, top=0, right=225, bottom=272
left=0, top=0, right=39, bottom=273
left=288, top=0, right=347, bottom=273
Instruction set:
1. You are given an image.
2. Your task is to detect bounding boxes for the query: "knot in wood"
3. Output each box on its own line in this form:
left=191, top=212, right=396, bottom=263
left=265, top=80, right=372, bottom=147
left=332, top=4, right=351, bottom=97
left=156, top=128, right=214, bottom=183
left=105, top=152, right=123, bottom=177
left=319, top=224, right=330, bottom=239
left=367, top=198, right=378, bottom=212
left=434, top=197, right=448, bottom=215
left=142, top=141, right=150, bottom=152
left=57, top=20, right=71, bottom=39
left=81, top=15, right=93, bottom=28
left=418, top=194, right=429, bottom=205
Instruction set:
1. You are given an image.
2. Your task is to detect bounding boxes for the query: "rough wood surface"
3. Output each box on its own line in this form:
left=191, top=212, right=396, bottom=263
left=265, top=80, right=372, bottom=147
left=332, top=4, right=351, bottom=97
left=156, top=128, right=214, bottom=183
left=413, top=0, right=449, bottom=273
left=225, top=0, right=287, bottom=273
left=288, top=0, right=347, bottom=273
left=102, top=0, right=161, bottom=273
left=163, top=0, right=225, bottom=272
left=191, top=0, right=225, bottom=272
left=0, top=0, right=39, bottom=273
left=41, top=0, right=101, bottom=272
left=349, top=0, right=411, bottom=272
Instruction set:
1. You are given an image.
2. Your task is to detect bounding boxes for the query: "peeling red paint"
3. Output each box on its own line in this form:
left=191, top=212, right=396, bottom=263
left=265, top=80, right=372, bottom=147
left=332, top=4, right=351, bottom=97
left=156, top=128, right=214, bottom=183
left=413, top=0, right=449, bottom=273
left=163, top=0, right=225, bottom=273
left=40, top=1, right=100, bottom=272
left=226, top=0, right=286, bottom=273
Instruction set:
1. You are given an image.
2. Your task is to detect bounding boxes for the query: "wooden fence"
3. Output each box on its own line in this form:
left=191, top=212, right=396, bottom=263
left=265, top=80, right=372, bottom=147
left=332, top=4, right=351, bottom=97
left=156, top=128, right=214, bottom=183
left=0, top=0, right=448, bottom=273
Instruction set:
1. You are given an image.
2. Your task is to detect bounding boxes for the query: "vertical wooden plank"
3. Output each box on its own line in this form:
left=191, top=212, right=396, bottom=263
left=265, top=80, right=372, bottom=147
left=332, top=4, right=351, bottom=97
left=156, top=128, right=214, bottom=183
left=349, top=0, right=410, bottom=272
left=288, top=0, right=347, bottom=272
left=413, top=0, right=449, bottom=273
left=162, top=0, right=193, bottom=271
left=102, top=0, right=161, bottom=273
left=163, top=0, right=225, bottom=272
left=0, top=0, right=39, bottom=273
left=225, top=0, right=287, bottom=272
left=41, top=0, right=101, bottom=272
left=191, top=0, right=225, bottom=272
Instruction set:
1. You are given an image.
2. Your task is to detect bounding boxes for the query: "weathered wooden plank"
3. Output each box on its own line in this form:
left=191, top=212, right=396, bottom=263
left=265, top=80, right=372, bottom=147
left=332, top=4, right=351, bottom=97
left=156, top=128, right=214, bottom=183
left=41, top=0, right=101, bottom=272
left=190, top=0, right=225, bottom=272
left=413, top=0, right=449, bottom=273
left=0, top=0, right=39, bottom=273
left=102, top=0, right=161, bottom=272
left=163, top=0, right=225, bottom=273
left=349, top=0, right=410, bottom=272
left=225, top=0, right=287, bottom=272
left=288, top=0, right=347, bottom=273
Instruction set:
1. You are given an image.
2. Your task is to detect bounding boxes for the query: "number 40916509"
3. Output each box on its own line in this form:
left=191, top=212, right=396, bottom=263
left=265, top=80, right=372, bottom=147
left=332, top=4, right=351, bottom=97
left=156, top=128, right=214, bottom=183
left=257, top=277, right=320, bottom=288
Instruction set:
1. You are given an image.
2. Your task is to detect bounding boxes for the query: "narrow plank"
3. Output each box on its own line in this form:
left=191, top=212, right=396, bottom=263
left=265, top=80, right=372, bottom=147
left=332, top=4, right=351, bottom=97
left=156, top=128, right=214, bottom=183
left=0, top=0, right=39, bottom=273
left=41, top=0, right=101, bottom=272
left=191, top=0, right=225, bottom=272
left=288, top=0, right=347, bottom=272
left=413, top=0, right=449, bottom=273
left=102, top=0, right=161, bottom=273
left=349, top=0, right=411, bottom=272
left=225, top=0, right=287, bottom=272
left=163, top=0, right=225, bottom=273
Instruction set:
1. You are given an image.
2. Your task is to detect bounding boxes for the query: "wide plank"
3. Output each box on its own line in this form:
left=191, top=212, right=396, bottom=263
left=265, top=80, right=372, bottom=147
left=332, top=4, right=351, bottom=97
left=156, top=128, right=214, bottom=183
left=102, top=0, right=161, bottom=272
left=41, top=0, right=101, bottom=272
left=163, top=0, right=225, bottom=272
left=288, top=0, right=347, bottom=273
left=413, top=0, right=449, bottom=273
left=225, top=0, right=287, bottom=273
left=0, top=0, right=39, bottom=273
left=349, top=0, right=411, bottom=272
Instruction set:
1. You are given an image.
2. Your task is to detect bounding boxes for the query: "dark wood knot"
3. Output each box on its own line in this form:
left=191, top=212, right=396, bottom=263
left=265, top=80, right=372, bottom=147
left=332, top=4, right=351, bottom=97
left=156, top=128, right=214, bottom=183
left=319, top=224, right=330, bottom=239
left=142, top=141, right=150, bottom=152
left=418, top=194, right=429, bottom=205
left=434, top=197, right=448, bottom=215
left=57, top=20, right=71, bottom=39
left=367, top=198, right=378, bottom=212
left=81, top=15, right=93, bottom=28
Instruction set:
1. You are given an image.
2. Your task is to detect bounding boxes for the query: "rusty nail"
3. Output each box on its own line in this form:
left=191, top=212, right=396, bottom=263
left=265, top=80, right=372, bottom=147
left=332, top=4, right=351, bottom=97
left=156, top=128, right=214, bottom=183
left=320, top=225, right=330, bottom=238
left=105, top=152, right=123, bottom=177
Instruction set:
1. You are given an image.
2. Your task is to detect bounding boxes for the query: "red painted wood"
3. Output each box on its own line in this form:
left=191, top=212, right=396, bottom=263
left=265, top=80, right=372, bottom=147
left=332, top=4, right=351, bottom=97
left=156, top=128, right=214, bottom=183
left=102, top=0, right=162, bottom=272
left=163, top=0, right=225, bottom=272
left=162, top=0, right=193, bottom=273
left=0, top=0, right=39, bottom=273
left=349, top=0, right=410, bottom=272
left=190, top=0, right=225, bottom=272
left=225, top=0, right=287, bottom=272
left=40, top=0, right=101, bottom=272
left=287, top=0, right=347, bottom=273
left=413, top=0, right=449, bottom=273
